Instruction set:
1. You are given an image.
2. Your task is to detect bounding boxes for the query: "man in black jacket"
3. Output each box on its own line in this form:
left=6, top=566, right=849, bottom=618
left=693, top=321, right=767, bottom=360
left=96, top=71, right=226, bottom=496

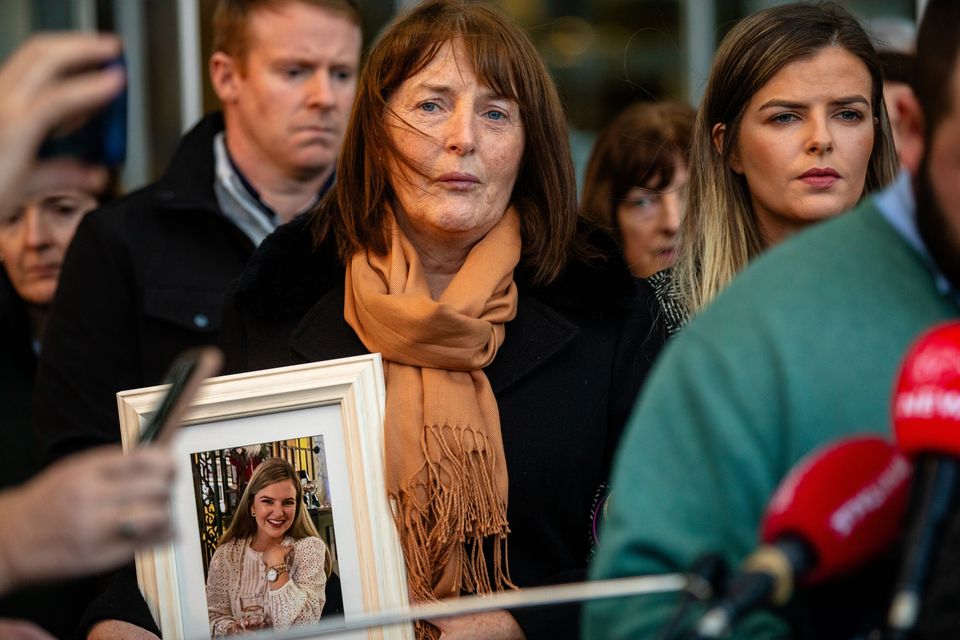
left=29, top=3, right=361, bottom=637
left=34, top=0, right=362, bottom=464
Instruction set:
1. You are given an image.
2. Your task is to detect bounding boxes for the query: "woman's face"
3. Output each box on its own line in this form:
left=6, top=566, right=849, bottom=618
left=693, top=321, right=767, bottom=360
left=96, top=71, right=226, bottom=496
left=730, top=46, right=875, bottom=245
left=615, top=158, right=687, bottom=278
left=251, top=479, right=297, bottom=543
left=384, top=39, right=525, bottom=250
left=0, top=163, right=101, bottom=305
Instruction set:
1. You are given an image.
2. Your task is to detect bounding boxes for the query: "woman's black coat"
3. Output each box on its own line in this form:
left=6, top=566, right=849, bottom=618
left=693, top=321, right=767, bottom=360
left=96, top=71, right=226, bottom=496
left=221, top=214, right=667, bottom=639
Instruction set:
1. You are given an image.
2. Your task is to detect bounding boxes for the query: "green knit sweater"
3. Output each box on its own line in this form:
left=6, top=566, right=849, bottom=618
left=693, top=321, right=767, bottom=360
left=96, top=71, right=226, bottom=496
left=584, top=198, right=960, bottom=639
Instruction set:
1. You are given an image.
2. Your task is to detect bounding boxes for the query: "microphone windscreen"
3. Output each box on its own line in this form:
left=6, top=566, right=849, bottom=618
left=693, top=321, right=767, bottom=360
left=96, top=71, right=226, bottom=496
left=761, top=436, right=912, bottom=583
left=893, top=322, right=960, bottom=457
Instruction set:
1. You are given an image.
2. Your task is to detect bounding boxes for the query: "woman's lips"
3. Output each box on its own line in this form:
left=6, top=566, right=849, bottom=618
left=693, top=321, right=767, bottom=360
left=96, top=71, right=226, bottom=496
left=25, top=264, right=59, bottom=279
left=436, top=172, right=480, bottom=190
left=799, top=168, right=841, bottom=189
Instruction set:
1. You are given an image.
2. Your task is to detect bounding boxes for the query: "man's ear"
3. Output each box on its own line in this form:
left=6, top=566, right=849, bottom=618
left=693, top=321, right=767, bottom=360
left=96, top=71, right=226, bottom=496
left=713, top=123, right=742, bottom=174
left=890, top=87, right=925, bottom=176
left=210, top=52, right=241, bottom=104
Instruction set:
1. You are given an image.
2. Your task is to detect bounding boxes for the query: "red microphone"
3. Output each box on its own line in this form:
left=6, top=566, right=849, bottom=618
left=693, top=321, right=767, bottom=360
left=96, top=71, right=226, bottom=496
left=886, top=322, right=960, bottom=639
left=694, top=436, right=912, bottom=639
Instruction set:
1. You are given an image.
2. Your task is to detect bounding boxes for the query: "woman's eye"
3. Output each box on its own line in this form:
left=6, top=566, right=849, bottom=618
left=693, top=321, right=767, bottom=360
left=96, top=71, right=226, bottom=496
left=0, top=210, right=23, bottom=228
left=50, top=204, right=78, bottom=216
left=627, top=197, right=656, bottom=208
left=836, top=109, right=864, bottom=121
left=771, top=113, right=800, bottom=124
left=485, top=109, right=507, bottom=121
left=419, top=102, right=439, bottom=113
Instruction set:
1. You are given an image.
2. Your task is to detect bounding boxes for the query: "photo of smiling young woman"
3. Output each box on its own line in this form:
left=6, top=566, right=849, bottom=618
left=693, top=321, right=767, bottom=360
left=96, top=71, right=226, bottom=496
left=195, top=448, right=335, bottom=636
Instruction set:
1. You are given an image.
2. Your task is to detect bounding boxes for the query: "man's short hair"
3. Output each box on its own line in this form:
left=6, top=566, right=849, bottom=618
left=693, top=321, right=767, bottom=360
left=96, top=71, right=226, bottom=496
left=914, top=0, right=960, bottom=135
left=212, top=0, right=361, bottom=61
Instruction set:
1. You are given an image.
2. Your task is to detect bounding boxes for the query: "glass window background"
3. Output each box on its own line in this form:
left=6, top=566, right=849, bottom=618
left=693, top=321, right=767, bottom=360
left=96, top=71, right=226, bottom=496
left=0, top=0, right=918, bottom=193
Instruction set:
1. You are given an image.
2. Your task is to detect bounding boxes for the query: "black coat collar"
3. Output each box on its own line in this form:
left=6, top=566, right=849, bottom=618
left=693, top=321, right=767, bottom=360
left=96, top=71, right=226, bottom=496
left=286, top=280, right=578, bottom=395
left=234, top=214, right=638, bottom=393
left=235, top=214, right=639, bottom=320
left=151, top=112, right=224, bottom=215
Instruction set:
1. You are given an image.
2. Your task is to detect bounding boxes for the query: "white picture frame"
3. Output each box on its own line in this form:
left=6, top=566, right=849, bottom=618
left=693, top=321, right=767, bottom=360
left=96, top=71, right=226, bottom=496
left=117, top=354, right=412, bottom=640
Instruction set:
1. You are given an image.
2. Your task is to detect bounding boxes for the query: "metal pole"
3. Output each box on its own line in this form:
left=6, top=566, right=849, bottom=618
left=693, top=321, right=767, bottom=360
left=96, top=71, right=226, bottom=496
left=682, top=0, right=716, bottom=107
left=177, top=0, right=203, bottom=132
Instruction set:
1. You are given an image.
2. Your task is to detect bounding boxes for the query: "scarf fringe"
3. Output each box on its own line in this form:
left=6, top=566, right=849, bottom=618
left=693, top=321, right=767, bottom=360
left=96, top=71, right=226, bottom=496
left=392, top=424, right=516, bottom=615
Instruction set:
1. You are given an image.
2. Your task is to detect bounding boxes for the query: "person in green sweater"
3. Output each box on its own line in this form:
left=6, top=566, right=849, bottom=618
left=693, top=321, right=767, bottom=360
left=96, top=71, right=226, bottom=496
left=584, top=1, right=960, bottom=638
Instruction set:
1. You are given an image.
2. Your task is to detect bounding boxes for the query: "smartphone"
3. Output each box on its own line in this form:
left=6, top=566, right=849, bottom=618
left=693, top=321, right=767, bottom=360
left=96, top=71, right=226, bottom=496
left=37, top=56, right=127, bottom=167
left=138, top=347, right=223, bottom=445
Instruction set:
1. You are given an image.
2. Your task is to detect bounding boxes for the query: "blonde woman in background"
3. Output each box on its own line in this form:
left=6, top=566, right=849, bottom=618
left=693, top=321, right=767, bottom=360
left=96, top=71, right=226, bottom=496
left=673, top=1, right=897, bottom=319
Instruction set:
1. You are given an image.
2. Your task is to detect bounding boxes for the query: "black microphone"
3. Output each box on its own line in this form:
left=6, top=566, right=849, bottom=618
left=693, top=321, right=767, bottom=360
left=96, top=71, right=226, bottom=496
left=658, top=553, right=727, bottom=640
left=691, top=436, right=912, bottom=639
left=885, top=322, right=960, bottom=639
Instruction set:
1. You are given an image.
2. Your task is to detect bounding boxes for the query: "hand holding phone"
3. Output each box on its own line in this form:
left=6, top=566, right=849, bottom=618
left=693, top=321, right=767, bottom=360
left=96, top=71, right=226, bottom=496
left=0, top=33, right=124, bottom=220
left=139, top=347, right=223, bottom=445
left=37, top=55, right=127, bottom=167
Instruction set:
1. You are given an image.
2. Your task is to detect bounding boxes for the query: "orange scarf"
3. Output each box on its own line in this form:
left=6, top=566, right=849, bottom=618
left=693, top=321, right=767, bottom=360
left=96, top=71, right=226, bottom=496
left=344, top=208, right=520, bottom=613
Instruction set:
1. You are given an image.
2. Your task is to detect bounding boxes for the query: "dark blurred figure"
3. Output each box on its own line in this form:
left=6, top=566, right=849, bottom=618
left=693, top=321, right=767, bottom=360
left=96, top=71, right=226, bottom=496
left=0, top=33, right=176, bottom=640
left=869, top=16, right=917, bottom=166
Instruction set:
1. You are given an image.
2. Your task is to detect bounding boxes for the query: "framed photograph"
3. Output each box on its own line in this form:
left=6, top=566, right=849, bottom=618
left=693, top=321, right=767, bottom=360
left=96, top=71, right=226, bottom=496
left=118, top=354, right=412, bottom=640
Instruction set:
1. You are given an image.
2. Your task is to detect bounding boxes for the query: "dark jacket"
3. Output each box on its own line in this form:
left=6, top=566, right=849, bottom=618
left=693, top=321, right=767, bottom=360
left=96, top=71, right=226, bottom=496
left=220, top=214, right=667, bottom=639
left=0, top=273, right=94, bottom=639
left=28, top=112, right=255, bottom=638
left=33, top=112, right=256, bottom=464
left=0, top=273, right=39, bottom=488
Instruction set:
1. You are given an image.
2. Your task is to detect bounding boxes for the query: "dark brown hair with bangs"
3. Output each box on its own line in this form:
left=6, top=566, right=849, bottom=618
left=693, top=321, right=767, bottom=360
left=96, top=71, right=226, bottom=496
left=580, top=100, right=694, bottom=243
left=313, top=0, right=577, bottom=285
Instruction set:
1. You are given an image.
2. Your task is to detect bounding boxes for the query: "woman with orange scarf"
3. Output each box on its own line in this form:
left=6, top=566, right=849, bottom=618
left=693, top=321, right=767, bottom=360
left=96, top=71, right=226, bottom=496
left=222, top=1, right=665, bottom=638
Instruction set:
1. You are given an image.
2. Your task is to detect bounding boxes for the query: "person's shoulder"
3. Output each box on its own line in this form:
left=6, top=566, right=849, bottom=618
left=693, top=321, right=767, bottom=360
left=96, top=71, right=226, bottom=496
left=519, top=222, right=645, bottom=318
left=763, top=198, right=899, bottom=268
left=65, top=182, right=167, bottom=258
left=292, top=535, right=326, bottom=552
left=80, top=111, right=224, bottom=242
left=290, top=535, right=328, bottom=568
left=700, top=201, right=907, bottom=321
left=231, top=213, right=342, bottom=321
left=84, top=181, right=160, bottom=224
left=754, top=198, right=905, bottom=280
